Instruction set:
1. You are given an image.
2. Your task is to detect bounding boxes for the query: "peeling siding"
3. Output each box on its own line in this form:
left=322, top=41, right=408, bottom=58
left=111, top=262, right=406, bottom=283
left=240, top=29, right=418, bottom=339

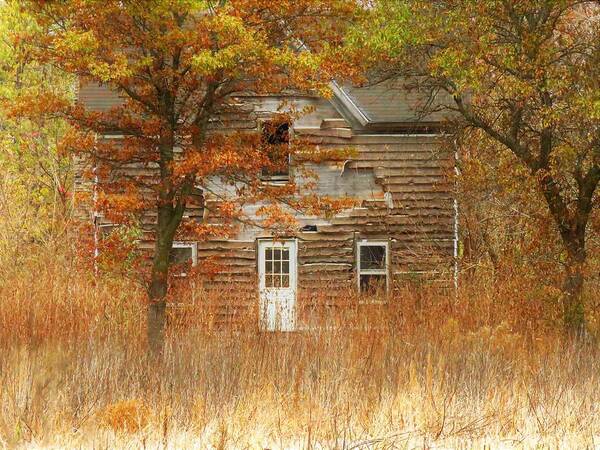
left=75, top=83, right=456, bottom=329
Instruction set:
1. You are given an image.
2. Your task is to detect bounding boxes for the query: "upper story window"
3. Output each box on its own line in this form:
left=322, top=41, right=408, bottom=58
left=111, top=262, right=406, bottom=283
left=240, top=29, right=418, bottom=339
left=357, top=240, right=389, bottom=295
left=260, top=119, right=290, bottom=184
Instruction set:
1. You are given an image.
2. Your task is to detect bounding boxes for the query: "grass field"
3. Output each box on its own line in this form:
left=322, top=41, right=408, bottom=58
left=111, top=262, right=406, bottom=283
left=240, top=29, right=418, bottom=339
left=1, top=246, right=600, bottom=449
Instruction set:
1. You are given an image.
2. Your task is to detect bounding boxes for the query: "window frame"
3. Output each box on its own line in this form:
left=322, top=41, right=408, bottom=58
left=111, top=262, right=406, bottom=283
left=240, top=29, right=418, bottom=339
left=97, top=222, right=119, bottom=238
left=170, top=241, right=198, bottom=277
left=356, top=240, right=390, bottom=294
left=262, top=244, right=292, bottom=289
left=257, top=238, right=298, bottom=292
left=259, top=118, right=292, bottom=185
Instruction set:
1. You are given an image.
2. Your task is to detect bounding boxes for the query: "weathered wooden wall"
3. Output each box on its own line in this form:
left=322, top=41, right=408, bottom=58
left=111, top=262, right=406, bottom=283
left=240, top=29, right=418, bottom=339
left=75, top=82, right=456, bottom=328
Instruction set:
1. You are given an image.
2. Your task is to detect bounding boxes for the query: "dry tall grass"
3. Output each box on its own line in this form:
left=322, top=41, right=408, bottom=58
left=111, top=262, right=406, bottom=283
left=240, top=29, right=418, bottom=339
left=1, top=243, right=600, bottom=449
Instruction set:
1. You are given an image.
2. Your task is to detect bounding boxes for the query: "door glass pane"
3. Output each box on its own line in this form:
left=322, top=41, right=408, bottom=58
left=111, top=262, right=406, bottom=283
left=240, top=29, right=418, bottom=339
left=265, top=274, right=273, bottom=288
left=262, top=243, right=293, bottom=289
left=360, top=245, right=386, bottom=270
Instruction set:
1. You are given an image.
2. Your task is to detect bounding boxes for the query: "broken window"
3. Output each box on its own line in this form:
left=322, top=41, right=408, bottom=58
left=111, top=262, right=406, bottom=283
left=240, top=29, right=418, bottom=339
left=260, top=119, right=290, bottom=183
left=357, top=241, right=389, bottom=295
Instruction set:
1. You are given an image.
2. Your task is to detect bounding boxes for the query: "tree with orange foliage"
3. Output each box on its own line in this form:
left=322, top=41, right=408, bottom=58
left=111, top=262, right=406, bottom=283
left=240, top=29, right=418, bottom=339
left=354, top=0, right=599, bottom=333
left=15, top=0, right=360, bottom=352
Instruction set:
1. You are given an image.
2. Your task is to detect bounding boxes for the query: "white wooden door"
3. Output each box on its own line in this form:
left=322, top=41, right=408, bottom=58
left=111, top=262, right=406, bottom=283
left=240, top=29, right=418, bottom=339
left=258, top=240, right=297, bottom=331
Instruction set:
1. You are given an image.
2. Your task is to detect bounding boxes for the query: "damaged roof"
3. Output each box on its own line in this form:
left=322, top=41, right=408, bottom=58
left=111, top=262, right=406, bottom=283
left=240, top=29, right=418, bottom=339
left=329, top=78, right=454, bottom=133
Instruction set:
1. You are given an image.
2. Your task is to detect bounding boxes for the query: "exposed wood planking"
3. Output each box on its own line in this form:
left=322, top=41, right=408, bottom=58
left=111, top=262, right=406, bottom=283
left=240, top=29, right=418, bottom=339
left=75, top=86, right=457, bottom=329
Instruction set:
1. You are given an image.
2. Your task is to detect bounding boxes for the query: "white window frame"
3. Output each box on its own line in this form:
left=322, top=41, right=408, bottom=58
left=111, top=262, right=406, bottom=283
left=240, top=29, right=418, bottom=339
left=171, top=241, right=198, bottom=277
left=356, top=240, right=390, bottom=293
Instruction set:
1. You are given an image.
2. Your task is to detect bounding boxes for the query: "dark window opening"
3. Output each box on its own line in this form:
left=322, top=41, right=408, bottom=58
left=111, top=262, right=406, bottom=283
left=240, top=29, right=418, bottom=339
left=169, top=244, right=196, bottom=276
left=300, top=224, right=318, bottom=232
left=97, top=224, right=118, bottom=239
left=169, top=247, right=193, bottom=265
left=360, top=245, right=386, bottom=270
left=357, top=242, right=389, bottom=295
left=261, top=120, right=290, bottom=182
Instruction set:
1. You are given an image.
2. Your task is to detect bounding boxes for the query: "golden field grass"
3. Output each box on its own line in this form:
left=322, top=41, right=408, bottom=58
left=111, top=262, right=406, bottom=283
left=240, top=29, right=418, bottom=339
left=1, top=244, right=600, bottom=449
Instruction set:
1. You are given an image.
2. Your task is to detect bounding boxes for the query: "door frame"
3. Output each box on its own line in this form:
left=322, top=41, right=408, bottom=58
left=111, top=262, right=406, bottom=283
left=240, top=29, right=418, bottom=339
left=256, top=238, right=298, bottom=331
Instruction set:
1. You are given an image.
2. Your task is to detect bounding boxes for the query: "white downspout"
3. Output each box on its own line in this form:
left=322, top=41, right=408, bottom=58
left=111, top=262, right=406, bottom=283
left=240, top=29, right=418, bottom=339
left=92, top=135, right=99, bottom=275
left=453, top=139, right=460, bottom=291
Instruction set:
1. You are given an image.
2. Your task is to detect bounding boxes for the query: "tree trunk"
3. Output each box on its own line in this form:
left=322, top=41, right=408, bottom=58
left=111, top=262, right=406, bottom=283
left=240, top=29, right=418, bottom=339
left=147, top=239, right=170, bottom=357
left=147, top=203, right=179, bottom=356
left=148, top=262, right=168, bottom=357
left=558, top=222, right=587, bottom=335
left=534, top=163, right=592, bottom=335
left=561, top=248, right=586, bottom=335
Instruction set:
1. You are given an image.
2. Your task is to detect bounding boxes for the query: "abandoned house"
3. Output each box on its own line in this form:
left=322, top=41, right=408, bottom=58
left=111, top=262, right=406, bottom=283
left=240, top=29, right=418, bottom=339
left=76, top=79, right=457, bottom=331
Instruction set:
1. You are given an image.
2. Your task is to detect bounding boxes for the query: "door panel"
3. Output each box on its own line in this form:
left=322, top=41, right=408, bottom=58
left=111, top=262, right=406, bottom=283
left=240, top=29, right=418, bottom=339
left=258, top=240, right=297, bottom=331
